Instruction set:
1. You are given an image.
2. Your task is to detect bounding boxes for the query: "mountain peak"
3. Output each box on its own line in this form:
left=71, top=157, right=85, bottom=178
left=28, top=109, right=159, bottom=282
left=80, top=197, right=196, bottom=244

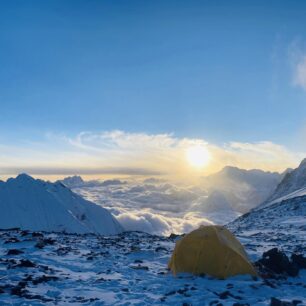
left=0, top=175, right=123, bottom=235
left=8, top=173, right=36, bottom=185
left=16, top=173, right=34, bottom=180
left=299, top=158, right=306, bottom=168
left=267, top=157, right=306, bottom=202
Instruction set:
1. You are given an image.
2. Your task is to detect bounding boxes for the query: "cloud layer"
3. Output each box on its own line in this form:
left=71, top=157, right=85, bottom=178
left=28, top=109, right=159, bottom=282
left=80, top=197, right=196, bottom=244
left=0, top=130, right=304, bottom=177
left=74, top=180, right=226, bottom=236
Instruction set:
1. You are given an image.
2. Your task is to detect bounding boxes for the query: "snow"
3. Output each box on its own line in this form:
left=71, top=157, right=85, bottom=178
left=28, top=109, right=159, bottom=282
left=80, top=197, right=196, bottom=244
left=0, top=229, right=305, bottom=305
left=0, top=167, right=305, bottom=305
left=267, top=158, right=306, bottom=202
left=228, top=195, right=306, bottom=256
left=261, top=186, right=306, bottom=208
left=0, top=174, right=123, bottom=235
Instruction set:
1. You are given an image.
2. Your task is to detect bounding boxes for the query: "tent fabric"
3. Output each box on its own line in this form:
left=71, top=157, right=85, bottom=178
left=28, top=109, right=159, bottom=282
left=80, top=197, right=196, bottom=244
left=168, top=225, right=257, bottom=279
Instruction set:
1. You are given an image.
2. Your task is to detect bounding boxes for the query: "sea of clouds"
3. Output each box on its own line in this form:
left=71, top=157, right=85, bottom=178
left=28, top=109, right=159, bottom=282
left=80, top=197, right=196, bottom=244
left=73, top=178, right=240, bottom=236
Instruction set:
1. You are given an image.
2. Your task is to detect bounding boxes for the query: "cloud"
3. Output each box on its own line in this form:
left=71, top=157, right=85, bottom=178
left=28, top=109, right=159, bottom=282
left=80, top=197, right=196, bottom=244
left=114, top=209, right=213, bottom=236
left=0, top=166, right=162, bottom=176
left=288, top=39, right=306, bottom=92
left=0, top=130, right=304, bottom=177
left=294, top=54, right=306, bottom=91
left=59, top=131, right=305, bottom=174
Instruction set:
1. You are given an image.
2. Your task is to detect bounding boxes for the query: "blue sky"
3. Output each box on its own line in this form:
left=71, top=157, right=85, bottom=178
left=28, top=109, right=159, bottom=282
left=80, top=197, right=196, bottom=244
left=0, top=1, right=306, bottom=176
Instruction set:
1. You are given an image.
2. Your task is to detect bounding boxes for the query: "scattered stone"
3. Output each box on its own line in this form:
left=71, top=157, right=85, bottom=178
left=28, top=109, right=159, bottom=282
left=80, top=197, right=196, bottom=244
left=20, top=230, right=30, bottom=236
left=270, top=297, right=302, bottom=306
left=256, top=248, right=299, bottom=277
left=155, top=246, right=168, bottom=252
left=4, top=237, right=20, bottom=244
left=35, top=241, right=46, bottom=249
left=165, top=290, right=176, bottom=296
left=291, top=254, right=306, bottom=269
left=32, top=275, right=59, bottom=285
left=16, top=259, right=36, bottom=268
left=130, top=264, right=149, bottom=270
left=11, top=281, right=27, bottom=296
left=214, top=291, right=242, bottom=300
left=7, top=249, right=24, bottom=255
left=169, top=233, right=180, bottom=240
left=23, top=293, right=53, bottom=302
left=32, top=232, right=44, bottom=238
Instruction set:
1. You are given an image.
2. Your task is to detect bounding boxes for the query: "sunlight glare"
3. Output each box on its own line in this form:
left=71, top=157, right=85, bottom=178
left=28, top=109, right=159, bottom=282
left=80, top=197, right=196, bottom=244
left=186, top=145, right=211, bottom=169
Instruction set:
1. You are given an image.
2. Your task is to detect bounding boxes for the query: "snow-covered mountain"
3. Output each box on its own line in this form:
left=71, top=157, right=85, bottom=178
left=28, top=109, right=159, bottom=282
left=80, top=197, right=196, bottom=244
left=228, top=158, right=306, bottom=255
left=267, top=158, right=306, bottom=202
left=59, top=176, right=126, bottom=189
left=202, top=166, right=282, bottom=213
left=59, top=175, right=85, bottom=188
left=0, top=174, right=123, bottom=235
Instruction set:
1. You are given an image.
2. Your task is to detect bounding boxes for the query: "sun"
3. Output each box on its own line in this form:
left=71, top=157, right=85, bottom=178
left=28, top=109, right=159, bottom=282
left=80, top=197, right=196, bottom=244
left=186, top=145, right=211, bottom=169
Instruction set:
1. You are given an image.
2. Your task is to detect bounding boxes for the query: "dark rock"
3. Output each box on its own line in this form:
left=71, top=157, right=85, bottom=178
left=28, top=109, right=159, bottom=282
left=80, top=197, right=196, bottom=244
left=155, top=246, right=168, bottom=252
left=165, top=290, right=176, bottom=296
left=214, top=291, right=241, bottom=300
left=35, top=241, right=46, bottom=249
left=32, top=232, right=44, bottom=237
left=20, top=230, right=30, bottom=236
left=11, top=281, right=27, bottom=296
left=7, top=249, right=24, bottom=255
left=169, top=233, right=180, bottom=240
left=23, top=293, right=53, bottom=302
left=32, top=275, right=59, bottom=285
left=16, top=259, right=36, bottom=268
left=130, top=264, right=149, bottom=270
left=256, top=248, right=299, bottom=277
left=291, top=254, right=306, bottom=269
left=209, top=301, right=223, bottom=306
left=35, top=238, right=54, bottom=249
left=218, top=291, right=230, bottom=299
left=177, top=288, right=188, bottom=295
left=4, top=237, right=20, bottom=244
left=270, top=297, right=302, bottom=306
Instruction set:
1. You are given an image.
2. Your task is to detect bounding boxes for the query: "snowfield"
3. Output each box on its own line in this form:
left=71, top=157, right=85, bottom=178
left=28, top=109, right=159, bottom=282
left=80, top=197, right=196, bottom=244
left=0, top=160, right=305, bottom=305
left=0, top=229, right=305, bottom=306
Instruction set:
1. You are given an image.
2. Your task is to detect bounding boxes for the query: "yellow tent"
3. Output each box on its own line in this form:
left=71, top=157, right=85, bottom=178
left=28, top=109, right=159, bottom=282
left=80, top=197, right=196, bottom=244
left=168, top=225, right=257, bottom=279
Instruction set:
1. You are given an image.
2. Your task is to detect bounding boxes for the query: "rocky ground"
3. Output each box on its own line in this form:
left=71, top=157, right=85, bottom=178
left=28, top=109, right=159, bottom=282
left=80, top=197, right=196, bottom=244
left=0, top=229, right=305, bottom=305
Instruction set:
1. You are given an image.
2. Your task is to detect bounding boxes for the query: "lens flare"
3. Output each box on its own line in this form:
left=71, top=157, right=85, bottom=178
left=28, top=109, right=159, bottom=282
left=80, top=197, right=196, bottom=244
left=186, top=145, right=211, bottom=169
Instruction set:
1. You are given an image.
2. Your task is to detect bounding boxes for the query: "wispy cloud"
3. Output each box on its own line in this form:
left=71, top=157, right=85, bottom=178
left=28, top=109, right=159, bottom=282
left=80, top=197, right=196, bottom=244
left=288, top=39, right=306, bottom=91
left=294, top=55, right=306, bottom=91
left=0, top=130, right=304, bottom=177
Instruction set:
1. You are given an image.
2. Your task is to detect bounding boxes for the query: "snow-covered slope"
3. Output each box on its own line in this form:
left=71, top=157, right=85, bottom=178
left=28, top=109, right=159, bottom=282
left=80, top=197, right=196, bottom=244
left=268, top=158, right=306, bottom=202
left=202, top=166, right=282, bottom=213
left=228, top=195, right=306, bottom=255
left=0, top=174, right=123, bottom=235
left=0, top=229, right=305, bottom=305
left=228, top=158, right=306, bottom=256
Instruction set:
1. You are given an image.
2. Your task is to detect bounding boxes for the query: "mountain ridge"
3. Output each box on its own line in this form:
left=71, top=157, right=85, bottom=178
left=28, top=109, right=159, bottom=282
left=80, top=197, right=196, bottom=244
left=0, top=174, right=123, bottom=235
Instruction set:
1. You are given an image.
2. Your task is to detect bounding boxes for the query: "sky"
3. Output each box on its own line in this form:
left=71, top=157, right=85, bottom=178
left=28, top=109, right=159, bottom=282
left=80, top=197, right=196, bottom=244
left=0, top=0, right=306, bottom=178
